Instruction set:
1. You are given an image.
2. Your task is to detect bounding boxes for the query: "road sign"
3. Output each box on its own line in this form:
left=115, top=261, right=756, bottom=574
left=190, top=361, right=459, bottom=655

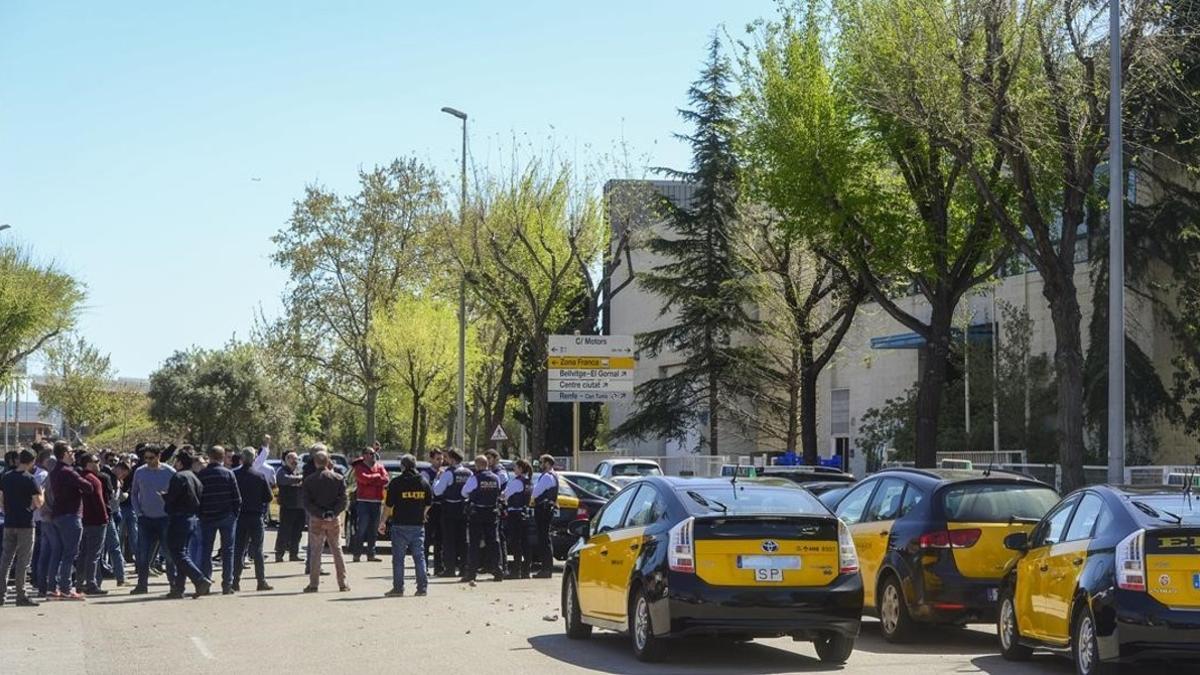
left=548, top=390, right=631, bottom=403
left=546, top=335, right=635, bottom=403
left=490, top=425, right=508, bottom=442
left=547, top=334, right=634, bottom=358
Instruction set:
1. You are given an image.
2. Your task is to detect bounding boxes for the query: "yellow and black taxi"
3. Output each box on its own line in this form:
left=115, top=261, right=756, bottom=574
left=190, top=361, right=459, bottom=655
left=998, top=485, right=1200, bottom=674
left=834, top=467, right=1059, bottom=641
left=561, top=476, right=863, bottom=663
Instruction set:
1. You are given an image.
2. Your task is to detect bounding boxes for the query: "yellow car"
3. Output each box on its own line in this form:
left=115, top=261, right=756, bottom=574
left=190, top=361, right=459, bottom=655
left=562, top=477, right=863, bottom=663
left=832, top=468, right=1058, bottom=641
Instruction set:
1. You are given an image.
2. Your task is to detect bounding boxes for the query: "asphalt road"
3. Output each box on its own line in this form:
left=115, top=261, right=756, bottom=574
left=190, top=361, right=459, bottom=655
left=0, top=532, right=1163, bottom=674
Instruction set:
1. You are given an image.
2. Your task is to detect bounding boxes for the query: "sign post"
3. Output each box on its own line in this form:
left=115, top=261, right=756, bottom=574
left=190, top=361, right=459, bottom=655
left=490, top=424, right=508, bottom=458
left=547, top=333, right=636, bottom=471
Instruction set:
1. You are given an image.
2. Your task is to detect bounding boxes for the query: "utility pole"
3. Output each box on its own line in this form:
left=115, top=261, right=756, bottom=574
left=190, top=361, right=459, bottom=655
left=1107, top=0, right=1126, bottom=485
left=991, top=286, right=1001, bottom=459
left=442, top=106, right=469, bottom=452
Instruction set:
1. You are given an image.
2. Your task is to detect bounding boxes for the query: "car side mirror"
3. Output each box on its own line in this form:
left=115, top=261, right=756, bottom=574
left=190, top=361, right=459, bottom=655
left=1003, top=532, right=1029, bottom=551
left=567, top=519, right=590, bottom=541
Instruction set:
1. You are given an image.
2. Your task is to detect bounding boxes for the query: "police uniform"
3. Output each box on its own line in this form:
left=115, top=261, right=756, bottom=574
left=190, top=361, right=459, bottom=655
left=490, top=464, right=509, bottom=575
left=420, top=462, right=442, bottom=574
left=433, top=462, right=471, bottom=577
left=502, top=474, right=532, bottom=578
left=461, top=469, right=503, bottom=582
left=531, top=470, right=559, bottom=578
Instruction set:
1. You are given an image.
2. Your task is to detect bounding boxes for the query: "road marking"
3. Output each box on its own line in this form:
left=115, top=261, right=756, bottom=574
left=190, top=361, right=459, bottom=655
left=190, top=636, right=214, bottom=660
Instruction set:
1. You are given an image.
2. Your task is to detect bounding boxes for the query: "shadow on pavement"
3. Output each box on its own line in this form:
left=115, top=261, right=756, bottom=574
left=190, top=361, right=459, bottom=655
left=969, top=654, right=1074, bottom=675
left=850, top=620, right=1000, bottom=656
left=526, top=633, right=843, bottom=674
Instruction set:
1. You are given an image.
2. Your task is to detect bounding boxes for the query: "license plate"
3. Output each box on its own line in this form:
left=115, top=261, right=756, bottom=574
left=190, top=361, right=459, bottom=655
left=755, top=568, right=784, bottom=583
left=986, top=587, right=999, bottom=602
left=739, top=555, right=801, bottom=570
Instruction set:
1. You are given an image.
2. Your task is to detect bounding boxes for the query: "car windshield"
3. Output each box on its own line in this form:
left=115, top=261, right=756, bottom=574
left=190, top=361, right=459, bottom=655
left=611, top=463, right=661, bottom=477
left=1130, top=495, right=1200, bottom=525
left=941, top=484, right=1059, bottom=522
left=679, top=484, right=824, bottom=516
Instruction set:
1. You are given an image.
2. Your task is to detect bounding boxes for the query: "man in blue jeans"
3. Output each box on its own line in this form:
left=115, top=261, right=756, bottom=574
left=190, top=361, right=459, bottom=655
left=46, top=442, right=94, bottom=600
left=381, top=454, right=432, bottom=596
left=197, top=446, right=241, bottom=594
left=129, top=444, right=176, bottom=594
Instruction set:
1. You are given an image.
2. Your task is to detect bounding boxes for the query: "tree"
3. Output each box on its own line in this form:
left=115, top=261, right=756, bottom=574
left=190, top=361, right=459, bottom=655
left=741, top=4, right=1009, bottom=467
left=374, top=293, right=466, bottom=455
left=0, top=247, right=83, bottom=376
left=268, top=158, right=446, bottom=445
left=148, top=342, right=293, bottom=448
left=732, top=212, right=864, bottom=462
left=932, top=0, right=1194, bottom=489
left=614, top=37, right=758, bottom=456
left=37, top=334, right=115, bottom=441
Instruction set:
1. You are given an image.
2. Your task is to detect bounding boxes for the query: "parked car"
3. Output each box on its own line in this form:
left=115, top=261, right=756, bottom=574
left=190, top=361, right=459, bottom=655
left=562, top=476, right=863, bottom=663
left=835, top=468, right=1059, bottom=642
left=560, top=471, right=620, bottom=502
left=998, top=485, right=1200, bottom=674
left=594, top=459, right=663, bottom=486
left=811, top=483, right=855, bottom=512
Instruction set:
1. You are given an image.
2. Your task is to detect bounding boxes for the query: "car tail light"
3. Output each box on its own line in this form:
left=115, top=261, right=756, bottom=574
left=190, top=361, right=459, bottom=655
left=668, top=517, right=695, bottom=573
left=1116, top=529, right=1146, bottom=591
left=838, top=520, right=859, bottom=574
left=918, top=529, right=981, bottom=549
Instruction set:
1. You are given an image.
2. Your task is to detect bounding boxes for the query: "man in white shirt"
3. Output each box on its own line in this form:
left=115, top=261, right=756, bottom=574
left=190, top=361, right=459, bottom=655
left=530, top=455, right=559, bottom=579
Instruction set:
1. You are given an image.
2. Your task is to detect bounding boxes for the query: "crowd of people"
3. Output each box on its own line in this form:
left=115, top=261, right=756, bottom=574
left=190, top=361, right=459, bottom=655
left=0, top=434, right=563, bottom=607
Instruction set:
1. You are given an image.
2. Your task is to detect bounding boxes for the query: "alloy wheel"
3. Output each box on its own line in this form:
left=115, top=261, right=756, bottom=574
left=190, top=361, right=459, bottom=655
left=1000, top=598, right=1016, bottom=650
left=634, top=596, right=650, bottom=651
left=1077, top=614, right=1096, bottom=674
left=881, top=584, right=900, bottom=634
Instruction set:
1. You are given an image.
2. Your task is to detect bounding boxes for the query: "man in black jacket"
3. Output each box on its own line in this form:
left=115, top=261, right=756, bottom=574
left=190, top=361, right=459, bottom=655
left=233, top=448, right=273, bottom=592
left=163, top=449, right=211, bottom=599
left=380, top=454, right=432, bottom=596
left=274, top=451, right=304, bottom=563
left=301, top=447, right=348, bottom=593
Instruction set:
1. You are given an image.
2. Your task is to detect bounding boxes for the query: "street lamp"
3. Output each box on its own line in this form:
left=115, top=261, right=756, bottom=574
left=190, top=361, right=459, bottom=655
left=0, top=224, right=10, bottom=232
left=442, top=106, right=468, bottom=453
left=1107, top=0, right=1125, bottom=485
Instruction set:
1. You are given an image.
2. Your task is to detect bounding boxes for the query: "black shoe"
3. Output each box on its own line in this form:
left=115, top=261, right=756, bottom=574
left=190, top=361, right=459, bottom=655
left=492, top=575, right=504, bottom=582
left=385, top=588, right=404, bottom=597
left=15, top=596, right=38, bottom=607
left=533, top=571, right=553, bottom=579
left=256, top=580, right=273, bottom=592
left=193, top=580, right=212, bottom=598
left=458, top=576, right=475, bottom=583
left=303, top=585, right=318, bottom=593
left=288, top=555, right=303, bottom=562
left=83, top=587, right=109, bottom=596
left=338, top=584, right=350, bottom=592
left=367, top=556, right=380, bottom=562
left=222, top=585, right=235, bottom=595
left=352, top=555, right=361, bottom=563
left=414, top=589, right=427, bottom=597
left=274, top=554, right=283, bottom=563
left=165, top=590, right=185, bottom=599
left=129, top=585, right=149, bottom=595
left=231, top=581, right=240, bottom=592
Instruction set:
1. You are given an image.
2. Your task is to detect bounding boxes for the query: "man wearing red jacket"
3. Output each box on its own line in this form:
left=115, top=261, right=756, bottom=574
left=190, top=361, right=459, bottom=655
left=76, top=453, right=111, bottom=596
left=350, top=446, right=389, bottom=562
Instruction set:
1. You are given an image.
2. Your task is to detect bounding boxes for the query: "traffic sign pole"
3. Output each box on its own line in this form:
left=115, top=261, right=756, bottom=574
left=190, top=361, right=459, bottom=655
left=572, top=330, right=580, bottom=471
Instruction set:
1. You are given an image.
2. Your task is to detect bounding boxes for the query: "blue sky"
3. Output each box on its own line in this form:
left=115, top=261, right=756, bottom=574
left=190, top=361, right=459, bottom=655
left=0, top=0, right=775, bottom=378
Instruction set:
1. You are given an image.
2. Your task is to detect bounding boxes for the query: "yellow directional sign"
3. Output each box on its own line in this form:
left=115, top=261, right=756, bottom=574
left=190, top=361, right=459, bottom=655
left=547, top=356, right=635, bottom=369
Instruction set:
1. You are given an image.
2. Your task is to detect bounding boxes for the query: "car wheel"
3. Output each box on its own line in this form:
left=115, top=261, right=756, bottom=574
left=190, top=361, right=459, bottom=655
left=630, top=587, right=665, bottom=662
left=813, top=632, right=855, bottom=664
left=1072, top=604, right=1116, bottom=675
left=878, top=575, right=913, bottom=643
left=562, top=571, right=592, bottom=640
left=998, top=587, right=1032, bottom=661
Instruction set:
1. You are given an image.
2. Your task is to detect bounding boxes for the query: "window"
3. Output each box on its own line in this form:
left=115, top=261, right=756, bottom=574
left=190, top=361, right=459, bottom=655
left=1065, top=493, right=1106, bottom=542
left=624, top=485, right=667, bottom=527
left=899, top=485, right=924, bottom=518
left=831, top=389, right=850, bottom=436
left=571, top=476, right=616, bottom=500
left=866, top=478, right=907, bottom=522
left=941, top=484, right=1060, bottom=523
left=679, top=485, right=824, bottom=516
left=836, top=482, right=877, bottom=526
left=1033, top=495, right=1079, bottom=547
left=593, top=486, right=638, bottom=535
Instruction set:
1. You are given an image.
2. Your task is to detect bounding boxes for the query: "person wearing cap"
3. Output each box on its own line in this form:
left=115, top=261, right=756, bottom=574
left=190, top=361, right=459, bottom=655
left=530, top=454, right=559, bottom=579
left=431, top=448, right=470, bottom=578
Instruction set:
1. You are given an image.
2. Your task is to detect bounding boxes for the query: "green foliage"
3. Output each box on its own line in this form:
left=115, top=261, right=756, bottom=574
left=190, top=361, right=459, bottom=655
left=615, top=37, right=759, bottom=454
left=36, top=334, right=115, bottom=440
left=148, top=342, right=293, bottom=449
left=0, top=247, right=83, bottom=376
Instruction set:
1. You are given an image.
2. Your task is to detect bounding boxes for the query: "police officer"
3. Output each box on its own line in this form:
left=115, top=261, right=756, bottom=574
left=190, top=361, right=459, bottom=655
left=531, top=454, right=559, bottom=579
left=432, top=449, right=470, bottom=578
left=502, top=458, right=533, bottom=579
left=421, top=449, right=443, bottom=575
left=460, top=455, right=502, bottom=583
left=484, top=448, right=508, bottom=575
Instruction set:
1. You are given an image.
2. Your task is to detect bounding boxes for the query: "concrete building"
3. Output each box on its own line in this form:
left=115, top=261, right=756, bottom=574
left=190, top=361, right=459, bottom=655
left=608, top=179, right=1192, bottom=474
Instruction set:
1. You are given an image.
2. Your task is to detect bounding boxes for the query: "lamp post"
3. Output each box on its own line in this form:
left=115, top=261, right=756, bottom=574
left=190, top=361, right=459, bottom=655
left=1107, top=0, right=1125, bottom=485
left=442, top=106, right=468, bottom=453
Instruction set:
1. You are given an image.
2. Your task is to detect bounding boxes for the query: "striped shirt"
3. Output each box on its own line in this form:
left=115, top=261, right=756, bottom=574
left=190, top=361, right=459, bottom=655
left=197, top=463, right=241, bottom=521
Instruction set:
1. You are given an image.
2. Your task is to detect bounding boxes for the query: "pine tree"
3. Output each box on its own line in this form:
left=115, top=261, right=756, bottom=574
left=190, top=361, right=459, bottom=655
left=613, top=37, right=757, bottom=455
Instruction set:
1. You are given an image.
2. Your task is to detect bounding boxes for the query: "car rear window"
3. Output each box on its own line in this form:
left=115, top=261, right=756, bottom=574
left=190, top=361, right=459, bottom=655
left=612, top=464, right=662, bottom=477
left=1129, top=495, right=1200, bottom=525
left=679, top=485, right=825, bottom=516
left=941, top=484, right=1059, bottom=522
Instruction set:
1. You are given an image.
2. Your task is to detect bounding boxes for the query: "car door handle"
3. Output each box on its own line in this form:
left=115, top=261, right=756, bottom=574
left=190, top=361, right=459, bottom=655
left=1072, top=558, right=1084, bottom=567
left=599, top=549, right=608, bottom=557
left=878, top=531, right=889, bottom=537
left=1039, top=564, right=1049, bottom=572
left=629, top=542, right=640, bottom=551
